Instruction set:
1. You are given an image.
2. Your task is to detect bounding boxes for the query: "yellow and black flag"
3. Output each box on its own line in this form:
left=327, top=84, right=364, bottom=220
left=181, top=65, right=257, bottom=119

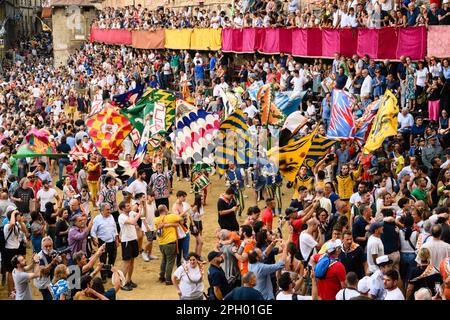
left=267, top=125, right=319, bottom=183
left=215, top=109, right=250, bottom=176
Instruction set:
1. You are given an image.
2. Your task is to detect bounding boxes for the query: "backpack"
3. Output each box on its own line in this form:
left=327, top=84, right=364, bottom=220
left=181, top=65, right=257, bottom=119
left=314, top=254, right=338, bottom=279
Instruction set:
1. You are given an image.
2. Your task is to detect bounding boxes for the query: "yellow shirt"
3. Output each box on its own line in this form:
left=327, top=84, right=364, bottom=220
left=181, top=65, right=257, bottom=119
left=291, top=176, right=314, bottom=200
left=154, top=214, right=181, bottom=245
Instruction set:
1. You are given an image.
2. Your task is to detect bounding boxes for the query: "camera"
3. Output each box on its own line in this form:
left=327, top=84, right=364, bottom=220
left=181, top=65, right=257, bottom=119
left=51, top=247, right=71, bottom=258
left=102, top=264, right=112, bottom=271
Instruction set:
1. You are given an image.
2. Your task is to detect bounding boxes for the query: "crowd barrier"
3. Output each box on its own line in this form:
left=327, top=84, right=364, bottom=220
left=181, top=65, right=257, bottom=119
left=89, top=26, right=450, bottom=59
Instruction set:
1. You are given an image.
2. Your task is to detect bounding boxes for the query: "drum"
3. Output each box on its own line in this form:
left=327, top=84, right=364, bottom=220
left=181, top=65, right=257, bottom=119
left=193, top=174, right=210, bottom=192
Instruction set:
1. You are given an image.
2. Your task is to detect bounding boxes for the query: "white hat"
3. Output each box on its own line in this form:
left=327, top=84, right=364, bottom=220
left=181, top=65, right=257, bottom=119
left=444, top=0, right=449, bottom=4
left=376, top=255, right=392, bottom=266
left=112, top=269, right=126, bottom=287
left=327, top=239, right=343, bottom=253
left=357, top=276, right=371, bottom=293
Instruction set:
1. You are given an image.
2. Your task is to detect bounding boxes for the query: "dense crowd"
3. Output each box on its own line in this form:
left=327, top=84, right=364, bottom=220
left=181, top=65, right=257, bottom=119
left=0, top=23, right=449, bottom=301
left=93, top=0, right=450, bottom=30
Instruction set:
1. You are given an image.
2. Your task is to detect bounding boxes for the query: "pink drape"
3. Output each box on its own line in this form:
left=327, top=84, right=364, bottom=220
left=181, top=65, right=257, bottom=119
left=222, top=27, right=427, bottom=60
left=427, top=26, right=450, bottom=58
left=90, top=28, right=132, bottom=45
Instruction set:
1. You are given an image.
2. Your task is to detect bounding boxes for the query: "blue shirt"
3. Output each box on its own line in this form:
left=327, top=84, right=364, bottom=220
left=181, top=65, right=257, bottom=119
left=195, top=65, right=205, bottom=79
left=322, top=98, right=331, bottom=120
left=67, top=136, right=76, bottom=149
left=224, top=287, right=265, bottom=300
left=90, top=214, right=118, bottom=243
left=248, top=261, right=285, bottom=300
left=406, top=8, right=419, bottom=26
left=209, top=57, right=217, bottom=71
left=372, top=75, right=386, bottom=97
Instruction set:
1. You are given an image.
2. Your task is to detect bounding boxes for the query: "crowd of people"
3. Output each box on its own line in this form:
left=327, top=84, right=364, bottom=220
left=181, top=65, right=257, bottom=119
left=0, top=4, right=449, bottom=300
left=93, top=0, right=450, bottom=30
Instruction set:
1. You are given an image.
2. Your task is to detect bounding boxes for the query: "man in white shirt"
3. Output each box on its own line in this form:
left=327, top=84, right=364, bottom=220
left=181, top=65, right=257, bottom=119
left=126, top=170, right=148, bottom=200
left=336, top=272, right=361, bottom=300
left=291, top=70, right=307, bottom=93
left=299, top=218, right=322, bottom=262
left=421, top=224, right=450, bottom=269
left=367, top=222, right=384, bottom=274
left=360, top=69, right=373, bottom=105
left=36, top=180, right=60, bottom=214
left=383, top=269, right=405, bottom=300
left=141, top=193, right=158, bottom=261
left=118, top=201, right=141, bottom=291
left=397, top=107, right=414, bottom=134
left=243, top=100, right=258, bottom=119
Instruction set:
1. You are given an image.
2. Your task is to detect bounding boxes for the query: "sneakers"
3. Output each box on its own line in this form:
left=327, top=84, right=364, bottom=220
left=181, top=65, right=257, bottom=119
left=158, top=276, right=166, bottom=283
left=184, top=177, right=190, bottom=181
left=165, top=280, right=173, bottom=286
left=177, top=177, right=181, bottom=182
left=129, top=281, right=138, bottom=288
left=142, top=252, right=150, bottom=262
left=121, top=283, right=133, bottom=291
left=148, top=255, right=159, bottom=260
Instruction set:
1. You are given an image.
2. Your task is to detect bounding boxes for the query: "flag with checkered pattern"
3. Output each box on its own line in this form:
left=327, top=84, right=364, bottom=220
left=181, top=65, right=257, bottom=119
left=86, top=103, right=133, bottom=160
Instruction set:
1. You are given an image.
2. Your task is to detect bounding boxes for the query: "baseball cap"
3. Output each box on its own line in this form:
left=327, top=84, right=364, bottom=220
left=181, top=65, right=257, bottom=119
left=369, top=221, right=384, bottom=233
left=327, top=239, right=343, bottom=253
left=357, top=276, right=371, bottom=293
left=208, top=251, right=223, bottom=262
left=376, top=255, right=393, bottom=266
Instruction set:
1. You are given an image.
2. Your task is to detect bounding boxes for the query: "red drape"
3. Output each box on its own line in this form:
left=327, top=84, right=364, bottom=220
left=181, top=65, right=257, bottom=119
left=90, top=28, right=132, bottom=45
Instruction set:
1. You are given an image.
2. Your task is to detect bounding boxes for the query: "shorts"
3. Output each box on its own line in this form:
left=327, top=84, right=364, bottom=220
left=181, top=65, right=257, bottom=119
left=145, top=231, right=157, bottom=242
left=121, top=240, right=139, bottom=261
left=190, top=221, right=203, bottom=236
left=69, top=106, right=76, bottom=114
left=2, top=248, right=19, bottom=272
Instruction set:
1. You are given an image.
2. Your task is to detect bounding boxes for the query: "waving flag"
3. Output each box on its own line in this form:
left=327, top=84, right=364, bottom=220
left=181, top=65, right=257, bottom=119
left=120, top=96, right=154, bottom=135
left=86, top=104, right=133, bottom=160
left=354, top=99, right=381, bottom=146
left=274, top=90, right=308, bottom=116
left=257, top=84, right=284, bottom=126
left=112, top=85, right=144, bottom=109
left=13, top=128, right=61, bottom=158
left=175, top=100, right=220, bottom=164
left=220, top=89, right=242, bottom=118
left=363, top=90, right=399, bottom=154
left=267, top=125, right=319, bottom=182
left=248, top=80, right=264, bottom=101
left=303, top=135, right=337, bottom=168
left=144, top=88, right=176, bottom=131
left=326, top=89, right=355, bottom=140
left=215, top=109, right=251, bottom=175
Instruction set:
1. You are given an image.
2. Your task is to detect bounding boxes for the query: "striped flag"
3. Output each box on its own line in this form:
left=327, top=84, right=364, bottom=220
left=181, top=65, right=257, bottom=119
left=303, top=135, right=337, bottom=168
left=215, top=109, right=251, bottom=175
left=248, top=80, right=264, bottom=101
left=326, top=89, right=355, bottom=140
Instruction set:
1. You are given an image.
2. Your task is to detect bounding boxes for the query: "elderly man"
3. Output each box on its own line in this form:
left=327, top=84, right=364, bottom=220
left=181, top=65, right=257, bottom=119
left=91, top=202, right=119, bottom=281
left=34, top=236, right=62, bottom=300
left=360, top=69, right=373, bottom=107
left=68, top=214, right=94, bottom=260
left=247, top=242, right=287, bottom=300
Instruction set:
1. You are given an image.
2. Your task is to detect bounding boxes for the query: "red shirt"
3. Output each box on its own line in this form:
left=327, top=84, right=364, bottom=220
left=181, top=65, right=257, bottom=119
left=261, top=208, right=273, bottom=231
left=313, top=254, right=346, bottom=300
left=290, top=218, right=303, bottom=249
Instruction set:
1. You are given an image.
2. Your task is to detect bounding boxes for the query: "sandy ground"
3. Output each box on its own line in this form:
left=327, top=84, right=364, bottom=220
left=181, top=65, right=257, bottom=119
left=0, top=174, right=293, bottom=300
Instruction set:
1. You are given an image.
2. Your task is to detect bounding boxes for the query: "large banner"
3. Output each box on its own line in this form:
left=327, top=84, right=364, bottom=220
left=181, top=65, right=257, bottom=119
left=90, top=28, right=132, bottom=45
left=222, top=27, right=427, bottom=60
left=427, top=26, right=450, bottom=58
left=132, top=30, right=165, bottom=49
left=90, top=26, right=438, bottom=60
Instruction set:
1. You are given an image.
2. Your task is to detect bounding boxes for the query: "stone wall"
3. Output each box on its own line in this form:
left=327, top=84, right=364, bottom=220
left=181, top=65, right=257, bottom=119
left=52, top=6, right=97, bottom=67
